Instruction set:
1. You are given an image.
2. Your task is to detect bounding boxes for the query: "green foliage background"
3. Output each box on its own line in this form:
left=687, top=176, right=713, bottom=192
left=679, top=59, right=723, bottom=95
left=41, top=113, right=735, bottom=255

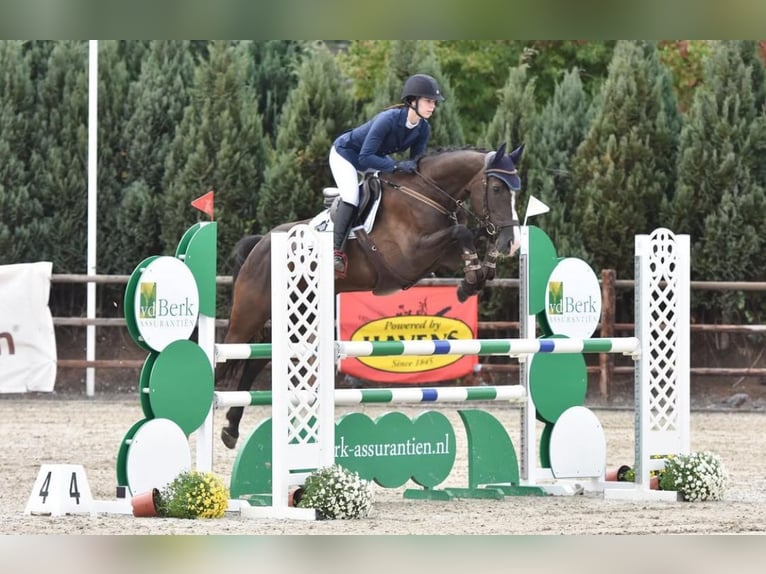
left=0, top=39, right=764, bottom=332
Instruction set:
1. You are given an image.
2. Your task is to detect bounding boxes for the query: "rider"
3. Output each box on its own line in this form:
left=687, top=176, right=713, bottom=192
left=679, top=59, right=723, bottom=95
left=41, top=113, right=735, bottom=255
left=329, top=73, right=445, bottom=278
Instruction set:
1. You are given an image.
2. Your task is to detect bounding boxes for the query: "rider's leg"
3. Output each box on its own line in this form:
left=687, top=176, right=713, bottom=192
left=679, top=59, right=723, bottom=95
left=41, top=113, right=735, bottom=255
left=329, top=146, right=360, bottom=278
left=332, top=201, right=358, bottom=277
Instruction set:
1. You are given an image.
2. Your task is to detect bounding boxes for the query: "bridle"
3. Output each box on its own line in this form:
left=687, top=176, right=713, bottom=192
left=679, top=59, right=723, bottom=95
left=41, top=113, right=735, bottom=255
left=482, top=167, right=521, bottom=236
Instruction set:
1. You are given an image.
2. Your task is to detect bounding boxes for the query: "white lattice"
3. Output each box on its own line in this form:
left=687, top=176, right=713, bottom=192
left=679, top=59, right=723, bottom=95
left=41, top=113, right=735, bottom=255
left=262, top=224, right=335, bottom=519
left=634, top=228, right=690, bottom=490
left=646, top=228, right=682, bottom=433
left=284, top=227, right=323, bottom=446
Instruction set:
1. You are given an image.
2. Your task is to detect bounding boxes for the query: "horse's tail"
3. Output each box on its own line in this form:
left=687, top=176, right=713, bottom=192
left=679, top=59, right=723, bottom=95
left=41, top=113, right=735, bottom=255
left=231, top=234, right=264, bottom=287
left=215, top=234, right=265, bottom=389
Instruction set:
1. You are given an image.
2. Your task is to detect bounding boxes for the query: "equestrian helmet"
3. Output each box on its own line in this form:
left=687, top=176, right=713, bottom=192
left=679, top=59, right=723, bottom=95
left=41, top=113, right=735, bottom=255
left=401, top=74, right=445, bottom=103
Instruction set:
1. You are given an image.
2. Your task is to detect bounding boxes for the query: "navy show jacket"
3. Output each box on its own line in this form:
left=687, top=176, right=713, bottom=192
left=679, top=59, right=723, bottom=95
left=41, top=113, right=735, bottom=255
left=333, top=107, right=430, bottom=173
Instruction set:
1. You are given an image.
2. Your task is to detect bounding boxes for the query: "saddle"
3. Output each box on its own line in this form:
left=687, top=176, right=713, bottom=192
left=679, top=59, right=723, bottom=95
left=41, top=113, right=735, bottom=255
left=322, top=173, right=382, bottom=227
left=319, top=174, right=415, bottom=294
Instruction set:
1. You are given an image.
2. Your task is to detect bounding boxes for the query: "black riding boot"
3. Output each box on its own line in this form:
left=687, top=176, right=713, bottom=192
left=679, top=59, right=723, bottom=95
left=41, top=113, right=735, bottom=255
left=333, top=201, right=358, bottom=278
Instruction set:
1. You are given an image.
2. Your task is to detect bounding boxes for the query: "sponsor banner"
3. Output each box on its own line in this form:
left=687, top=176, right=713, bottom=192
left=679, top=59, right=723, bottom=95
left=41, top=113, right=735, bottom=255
left=0, top=262, right=56, bottom=393
left=544, top=257, right=602, bottom=338
left=335, top=411, right=456, bottom=487
left=337, top=287, right=477, bottom=384
left=131, top=256, right=199, bottom=352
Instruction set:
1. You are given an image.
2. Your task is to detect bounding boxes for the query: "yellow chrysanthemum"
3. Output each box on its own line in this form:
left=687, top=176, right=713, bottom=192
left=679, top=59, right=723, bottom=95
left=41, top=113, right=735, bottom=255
left=158, top=470, right=230, bottom=519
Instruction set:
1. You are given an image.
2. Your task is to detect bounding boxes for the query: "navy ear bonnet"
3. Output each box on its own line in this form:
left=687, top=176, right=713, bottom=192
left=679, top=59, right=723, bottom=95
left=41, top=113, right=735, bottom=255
left=485, top=142, right=523, bottom=191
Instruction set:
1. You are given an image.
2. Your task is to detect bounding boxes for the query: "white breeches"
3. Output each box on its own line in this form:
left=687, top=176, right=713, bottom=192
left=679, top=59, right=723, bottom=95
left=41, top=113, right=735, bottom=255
left=330, top=146, right=361, bottom=207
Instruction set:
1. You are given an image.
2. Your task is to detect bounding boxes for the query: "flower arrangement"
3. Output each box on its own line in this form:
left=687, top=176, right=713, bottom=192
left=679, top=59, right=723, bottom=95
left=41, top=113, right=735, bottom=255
left=297, top=464, right=374, bottom=520
left=658, top=451, right=728, bottom=501
left=608, top=451, right=728, bottom=499
left=157, top=470, right=230, bottom=519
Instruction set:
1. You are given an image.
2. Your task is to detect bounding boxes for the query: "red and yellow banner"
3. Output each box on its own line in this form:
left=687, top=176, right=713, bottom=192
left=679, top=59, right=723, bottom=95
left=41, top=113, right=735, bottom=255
left=337, top=287, right=478, bottom=384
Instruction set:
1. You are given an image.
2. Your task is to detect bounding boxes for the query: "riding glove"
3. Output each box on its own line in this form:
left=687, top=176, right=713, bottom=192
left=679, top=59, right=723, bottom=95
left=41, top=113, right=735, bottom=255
left=394, top=160, right=418, bottom=173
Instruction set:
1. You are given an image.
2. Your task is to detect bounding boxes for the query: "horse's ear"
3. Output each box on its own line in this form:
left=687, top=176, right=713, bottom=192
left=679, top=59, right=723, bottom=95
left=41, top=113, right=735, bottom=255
left=496, top=142, right=507, bottom=157
left=509, top=143, right=525, bottom=163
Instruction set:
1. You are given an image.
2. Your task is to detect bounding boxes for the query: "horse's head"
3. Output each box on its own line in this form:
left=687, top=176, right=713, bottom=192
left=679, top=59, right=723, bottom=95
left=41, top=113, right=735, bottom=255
left=470, top=142, right=523, bottom=257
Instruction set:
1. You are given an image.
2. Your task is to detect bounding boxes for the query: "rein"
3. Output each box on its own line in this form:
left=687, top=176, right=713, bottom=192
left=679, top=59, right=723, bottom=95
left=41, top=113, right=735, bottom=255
left=385, top=177, right=452, bottom=217
left=379, top=170, right=477, bottom=226
left=380, top=166, right=516, bottom=236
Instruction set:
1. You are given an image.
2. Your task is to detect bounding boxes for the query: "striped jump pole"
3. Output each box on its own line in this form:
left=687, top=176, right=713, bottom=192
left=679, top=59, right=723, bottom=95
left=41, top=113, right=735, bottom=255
left=335, top=337, right=640, bottom=359
left=214, top=385, right=527, bottom=409
left=214, top=337, right=641, bottom=364
left=215, top=343, right=273, bottom=362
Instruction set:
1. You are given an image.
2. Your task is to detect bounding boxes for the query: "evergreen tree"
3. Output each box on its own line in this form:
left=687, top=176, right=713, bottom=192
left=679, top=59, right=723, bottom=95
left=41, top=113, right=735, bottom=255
left=480, top=64, right=537, bottom=160
left=27, top=41, right=89, bottom=275
left=115, top=41, right=195, bottom=274
left=114, top=40, right=150, bottom=80
left=737, top=40, right=766, bottom=112
left=21, top=40, right=55, bottom=82
left=124, top=41, right=194, bottom=200
left=96, top=41, right=139, bottom=277
left=242, top=40, right=305, bottom=142
left=117, top=180, right=157, bottom=267
left=521, top=41, right=615, bottom=105
left=256, top=42, right=353, bottom=231
left=525, top=67, right=590, bottom=258
left=737, top=41, right=766, bottom=189
left=336, top=40, right=392, bottom=104
left=436, top=41, right=524, bottom=145
left=0, top=41, right=43, bottom=265
left=670, top=41, right=766, bottom=325
left=161, top=41, right=267, bottom=272
left=188, top=41, right=211, bottom=63
left=754, top=111, right=766, bottom=191
left=571, top=41, right=680, bottom=282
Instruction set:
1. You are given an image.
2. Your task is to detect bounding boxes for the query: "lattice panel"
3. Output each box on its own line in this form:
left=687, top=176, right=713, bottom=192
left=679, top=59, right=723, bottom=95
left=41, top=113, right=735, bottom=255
left=645, top=228, right=682, bottom=434
left=283, top=226, right=323, bottom=446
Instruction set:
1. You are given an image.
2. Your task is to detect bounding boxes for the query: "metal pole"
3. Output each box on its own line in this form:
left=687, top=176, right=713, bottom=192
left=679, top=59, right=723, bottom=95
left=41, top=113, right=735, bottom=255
left=86, top=40, right=98, bottom=397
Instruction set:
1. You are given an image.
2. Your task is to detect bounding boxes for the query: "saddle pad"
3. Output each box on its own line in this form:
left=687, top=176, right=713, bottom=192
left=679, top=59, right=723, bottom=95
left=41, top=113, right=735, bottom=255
left=309, top=193, right=383, bottom=239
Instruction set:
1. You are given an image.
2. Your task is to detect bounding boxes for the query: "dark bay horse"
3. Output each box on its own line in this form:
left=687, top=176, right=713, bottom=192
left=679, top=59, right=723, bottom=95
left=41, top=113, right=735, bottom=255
left=217, top=142, right=524, bottom=448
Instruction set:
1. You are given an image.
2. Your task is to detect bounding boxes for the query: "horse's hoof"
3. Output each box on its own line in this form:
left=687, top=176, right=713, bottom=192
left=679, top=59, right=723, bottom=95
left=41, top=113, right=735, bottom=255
left=457, top=284, right=470, bottom=303
left=221, top=428, right=239, bottom=450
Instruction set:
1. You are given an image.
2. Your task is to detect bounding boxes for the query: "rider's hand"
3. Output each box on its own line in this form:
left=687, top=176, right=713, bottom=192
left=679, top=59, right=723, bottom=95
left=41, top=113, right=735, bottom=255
left=394, top=160, right=418, bottom=173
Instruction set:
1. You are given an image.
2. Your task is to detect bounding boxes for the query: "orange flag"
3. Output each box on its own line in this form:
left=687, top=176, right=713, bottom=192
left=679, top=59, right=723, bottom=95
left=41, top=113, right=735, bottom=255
left=191, top=190, right=215, bottom=219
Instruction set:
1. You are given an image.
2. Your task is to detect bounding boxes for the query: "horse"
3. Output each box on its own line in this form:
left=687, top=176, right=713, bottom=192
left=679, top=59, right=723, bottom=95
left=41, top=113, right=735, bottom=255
left=217, top=142, right=525, bottom=448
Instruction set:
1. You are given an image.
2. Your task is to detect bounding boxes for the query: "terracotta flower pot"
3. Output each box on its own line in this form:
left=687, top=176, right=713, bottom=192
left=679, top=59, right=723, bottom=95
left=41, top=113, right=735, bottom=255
left=131, top=488, right=161, bottom=517
left=605, top=465, right=632, bottom=482
left=288, top=486, right=304, bottom=507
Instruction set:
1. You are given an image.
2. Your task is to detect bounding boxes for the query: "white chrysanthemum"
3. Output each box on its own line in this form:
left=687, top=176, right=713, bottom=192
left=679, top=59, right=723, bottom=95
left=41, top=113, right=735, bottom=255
left=297, top=464, right=374, bottom=519
left=661, top=451, right=728, bottom=502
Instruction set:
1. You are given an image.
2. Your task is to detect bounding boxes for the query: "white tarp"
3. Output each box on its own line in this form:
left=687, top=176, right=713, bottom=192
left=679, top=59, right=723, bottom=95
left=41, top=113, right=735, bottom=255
left=0, top=262, right=57, bottom=392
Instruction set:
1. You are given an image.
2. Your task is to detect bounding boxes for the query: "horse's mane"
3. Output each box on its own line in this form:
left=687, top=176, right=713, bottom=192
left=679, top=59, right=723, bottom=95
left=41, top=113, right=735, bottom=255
left=416, top=147, right=491, bottom=173
left=420, top=145, right=490, bottom=159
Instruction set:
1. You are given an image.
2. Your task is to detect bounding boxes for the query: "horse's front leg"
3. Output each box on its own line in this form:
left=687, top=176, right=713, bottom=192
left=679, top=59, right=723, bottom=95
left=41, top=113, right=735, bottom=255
left=458, top=251, right=485, bottom=301
left=479, top=223, right=520, bottom=285
left=481, top=243, right=500, bottom=282
left=448, top=225, right=491, bottom=302
left=416, top=224, right=485, bottom=302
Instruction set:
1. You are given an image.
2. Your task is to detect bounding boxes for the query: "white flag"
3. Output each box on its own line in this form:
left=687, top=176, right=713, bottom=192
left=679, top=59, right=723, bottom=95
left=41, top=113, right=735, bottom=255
left=524, top=195, right=550, bottom=225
